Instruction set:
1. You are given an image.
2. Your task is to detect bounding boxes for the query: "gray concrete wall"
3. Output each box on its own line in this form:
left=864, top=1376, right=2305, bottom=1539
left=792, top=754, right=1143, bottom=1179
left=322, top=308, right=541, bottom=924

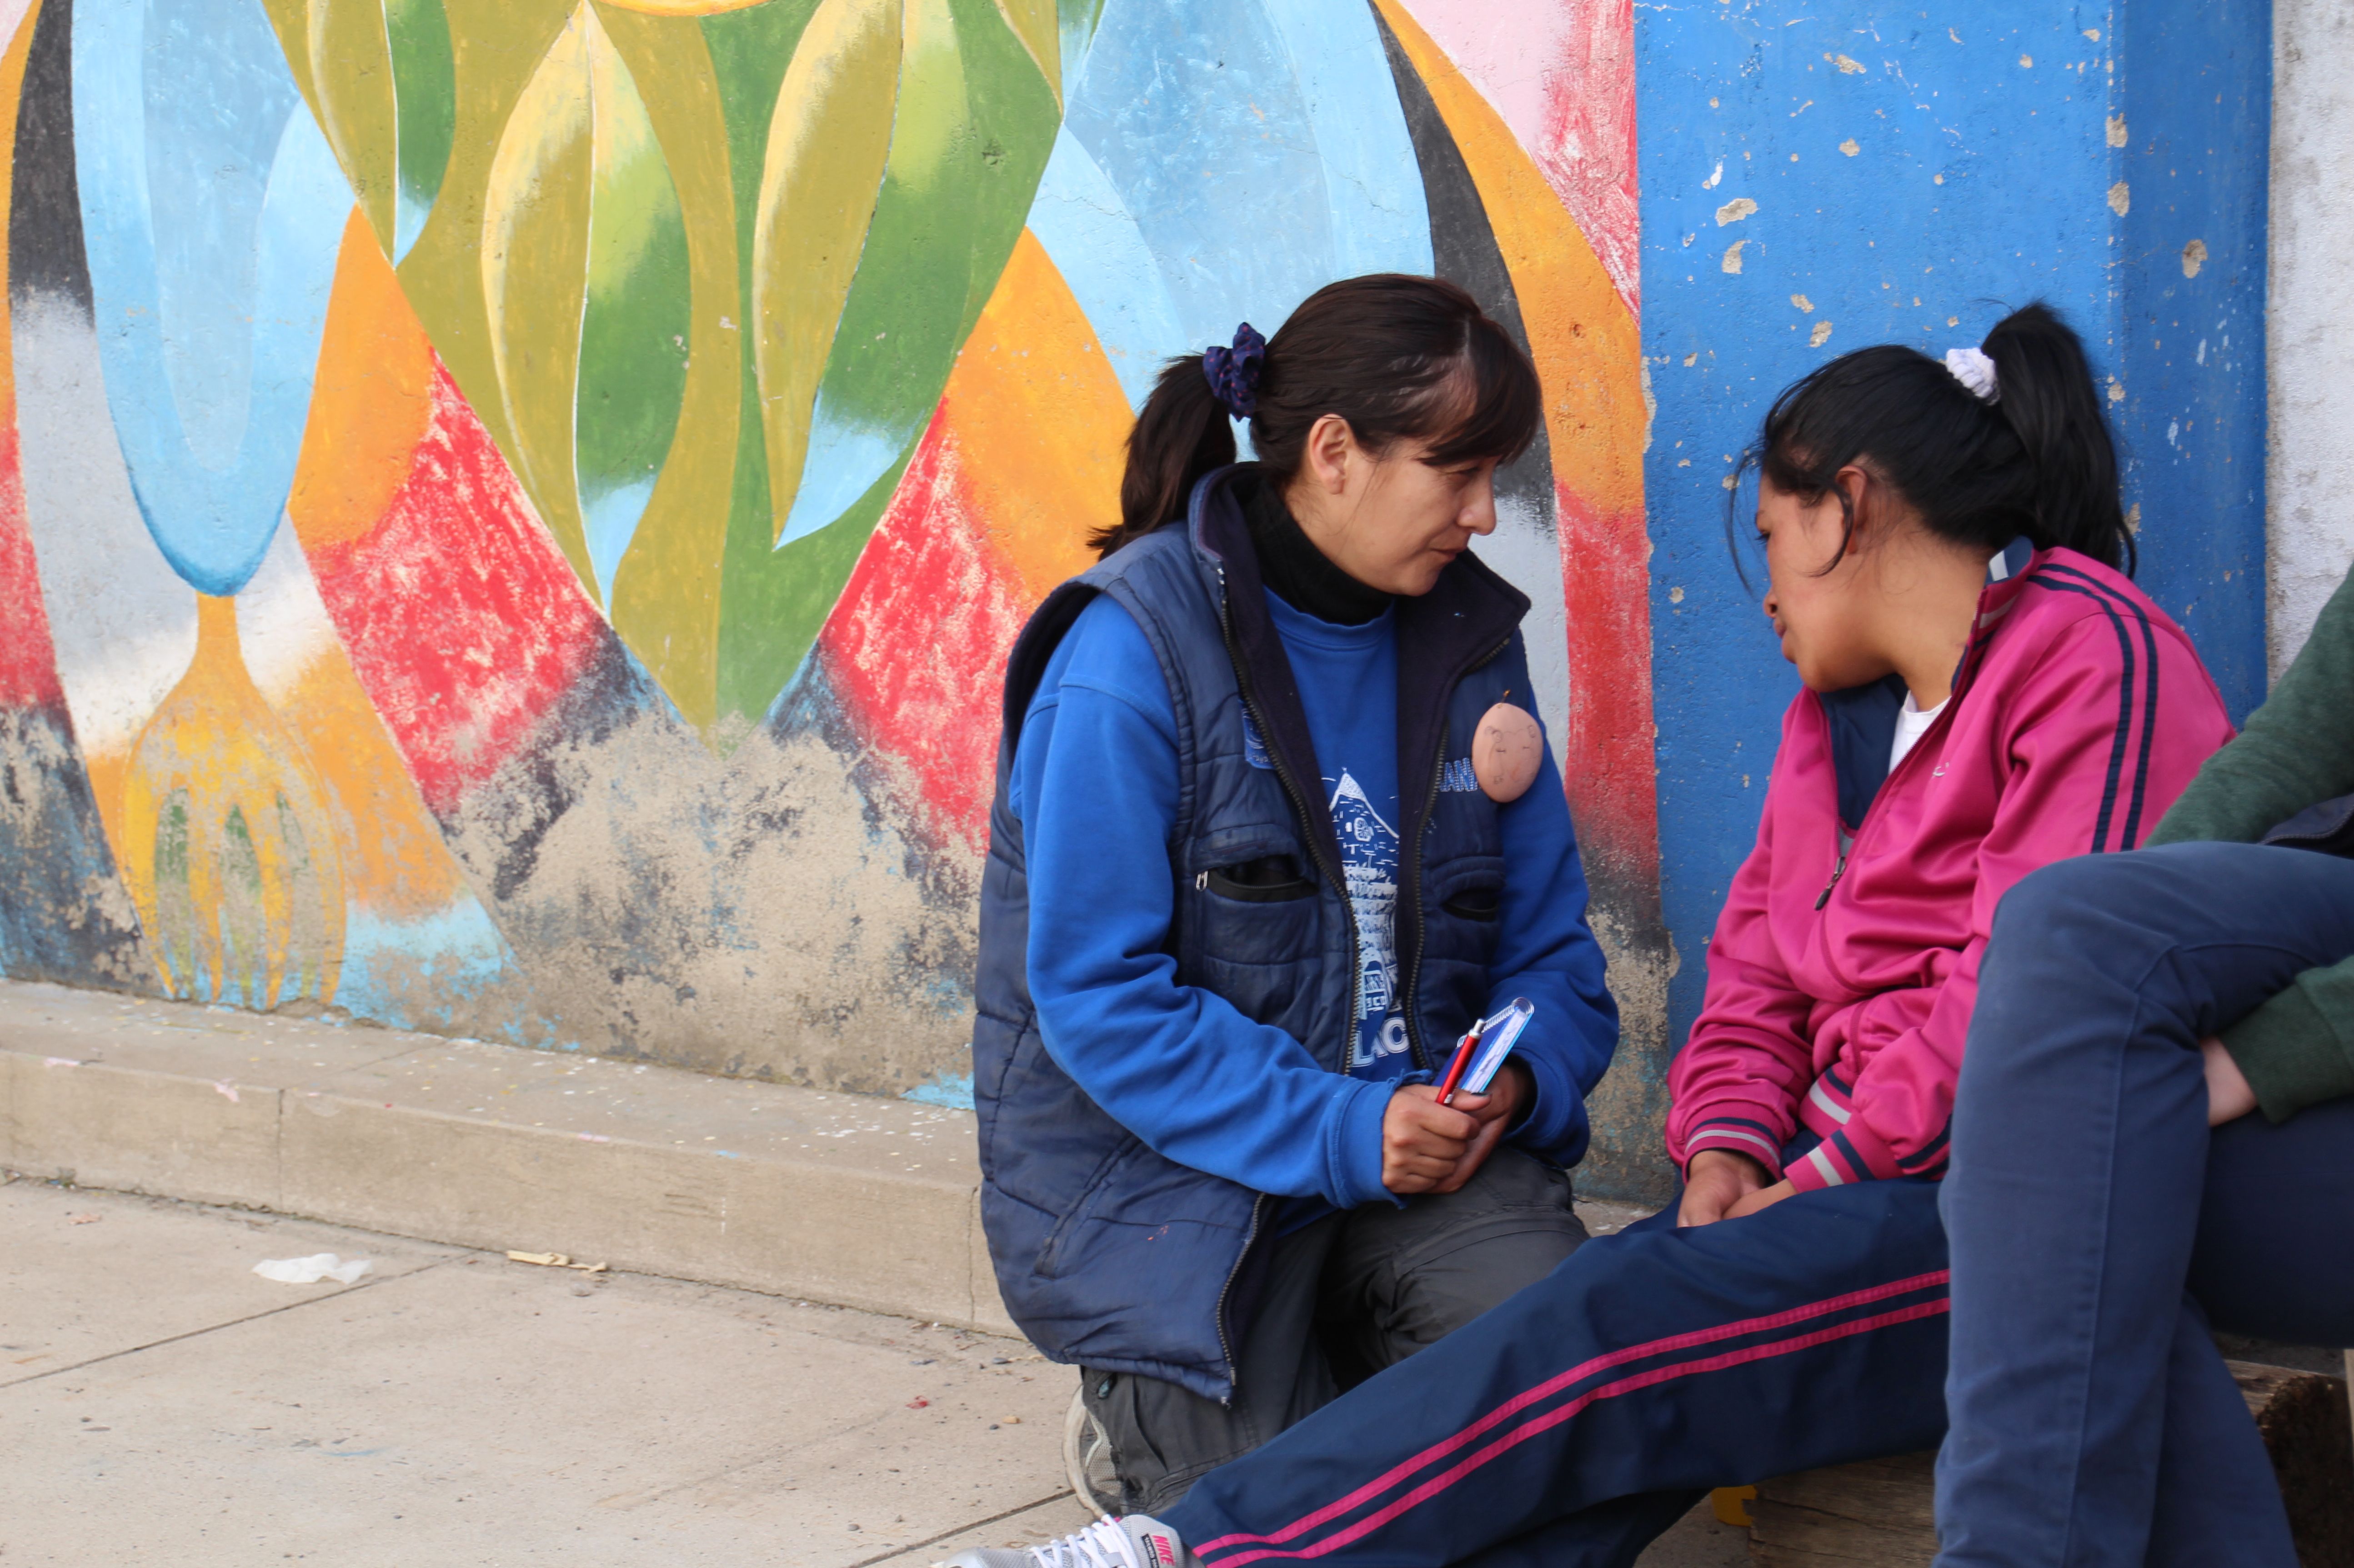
left=2271, top=0, right=2354, bottom=673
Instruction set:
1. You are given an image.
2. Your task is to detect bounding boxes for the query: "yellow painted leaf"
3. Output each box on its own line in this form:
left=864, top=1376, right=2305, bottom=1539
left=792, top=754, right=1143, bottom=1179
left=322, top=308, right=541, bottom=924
left=992, top=0, right=1058, bottom=103
left=597, top=0, right=769, bottom=11
left=751, top=0, right=899, bottom=545
left=305, top=0, right=398, bottom=245
left=481, top=4, right=596, bottom=596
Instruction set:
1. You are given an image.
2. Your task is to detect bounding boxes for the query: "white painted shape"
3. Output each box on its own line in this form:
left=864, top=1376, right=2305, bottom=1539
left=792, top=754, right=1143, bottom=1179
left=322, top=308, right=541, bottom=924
left=1469, top=489, right=1572, bottom=776
left=0, top=0, right=32, bottom=56
left=13, top=298, right=197, bottom=761
left=2268, top=0, right=2354, bottom=675
left=1258, top=0, right=1434, bottom=280
left=236, top=521, right=342, bottom=706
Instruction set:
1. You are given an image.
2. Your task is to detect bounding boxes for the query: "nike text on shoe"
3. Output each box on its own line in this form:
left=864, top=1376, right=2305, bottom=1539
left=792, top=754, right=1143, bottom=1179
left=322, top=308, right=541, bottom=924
left=934, top=1514, right=1194, bottom=1568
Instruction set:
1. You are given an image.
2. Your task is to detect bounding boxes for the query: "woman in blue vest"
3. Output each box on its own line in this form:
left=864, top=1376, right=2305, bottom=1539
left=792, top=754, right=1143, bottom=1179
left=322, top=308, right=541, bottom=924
left=971, top=275, right=1621, bottom=1516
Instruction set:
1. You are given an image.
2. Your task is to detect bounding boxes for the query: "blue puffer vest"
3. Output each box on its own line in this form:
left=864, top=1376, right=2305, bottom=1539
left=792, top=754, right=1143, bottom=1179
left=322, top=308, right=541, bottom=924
left=972, top=467, right=1539, bottom=1402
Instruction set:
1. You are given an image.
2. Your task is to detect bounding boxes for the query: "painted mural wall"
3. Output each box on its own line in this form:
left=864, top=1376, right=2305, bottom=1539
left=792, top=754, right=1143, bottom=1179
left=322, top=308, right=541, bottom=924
left=0, top=0, right=2275, bottom=1201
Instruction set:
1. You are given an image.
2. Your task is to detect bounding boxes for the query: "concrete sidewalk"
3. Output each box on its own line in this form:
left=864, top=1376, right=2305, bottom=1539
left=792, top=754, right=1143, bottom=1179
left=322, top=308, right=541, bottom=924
left=1, top=1178, right=1751, bottom=1566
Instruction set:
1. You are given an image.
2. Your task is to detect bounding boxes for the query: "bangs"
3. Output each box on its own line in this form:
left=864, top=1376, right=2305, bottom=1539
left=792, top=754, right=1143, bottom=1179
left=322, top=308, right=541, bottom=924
left=1417, top=315, right=1544, bottom=469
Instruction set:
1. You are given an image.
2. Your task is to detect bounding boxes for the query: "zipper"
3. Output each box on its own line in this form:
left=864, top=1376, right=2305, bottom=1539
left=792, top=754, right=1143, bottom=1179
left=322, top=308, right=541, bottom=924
left=1209, top=1193, right=1267, bottom=1407
left=1814, top=845, right=1848, bottom=910
left=1399, top=635, right=1514, bottom=1073
left=1208, top=560, right=1355, bottom=1397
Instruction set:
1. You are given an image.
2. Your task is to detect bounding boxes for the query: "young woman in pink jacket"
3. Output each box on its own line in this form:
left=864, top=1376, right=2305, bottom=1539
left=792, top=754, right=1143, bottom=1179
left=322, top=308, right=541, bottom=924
left=951, top=303, right=2236, bottom=1568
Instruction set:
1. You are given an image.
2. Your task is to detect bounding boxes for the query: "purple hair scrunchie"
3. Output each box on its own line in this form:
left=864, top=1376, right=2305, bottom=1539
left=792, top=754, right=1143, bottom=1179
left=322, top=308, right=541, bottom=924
left=1202, top=322, right=1267, bottom=419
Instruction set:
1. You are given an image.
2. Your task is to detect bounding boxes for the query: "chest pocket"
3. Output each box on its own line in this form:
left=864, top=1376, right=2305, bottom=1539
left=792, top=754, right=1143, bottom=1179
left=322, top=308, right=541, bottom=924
left=1203, top=854, right=1315, bottom=903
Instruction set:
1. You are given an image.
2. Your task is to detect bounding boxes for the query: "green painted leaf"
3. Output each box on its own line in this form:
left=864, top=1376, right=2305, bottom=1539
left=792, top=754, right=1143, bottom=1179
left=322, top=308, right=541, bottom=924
left=386, top=0, right=455, bottom=259
left=576, top=7, right=692, bottom=605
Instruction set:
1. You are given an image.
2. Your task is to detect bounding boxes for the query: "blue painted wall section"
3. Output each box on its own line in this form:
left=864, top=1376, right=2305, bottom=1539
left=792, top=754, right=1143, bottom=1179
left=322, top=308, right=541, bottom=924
left=1637, top=1, right=2272, bottom=1141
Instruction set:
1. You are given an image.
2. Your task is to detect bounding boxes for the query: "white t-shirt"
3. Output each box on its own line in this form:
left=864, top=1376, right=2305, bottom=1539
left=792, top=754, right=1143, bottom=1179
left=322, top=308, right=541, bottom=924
left=1890, top=691, right=1948, bottom=771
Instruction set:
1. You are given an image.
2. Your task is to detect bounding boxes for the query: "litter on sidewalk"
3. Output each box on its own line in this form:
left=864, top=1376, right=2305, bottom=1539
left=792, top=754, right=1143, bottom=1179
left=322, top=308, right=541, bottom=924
left=506, top=1250, right=608, bottom=1273
left=253, top=1253, right=372, bottom=1285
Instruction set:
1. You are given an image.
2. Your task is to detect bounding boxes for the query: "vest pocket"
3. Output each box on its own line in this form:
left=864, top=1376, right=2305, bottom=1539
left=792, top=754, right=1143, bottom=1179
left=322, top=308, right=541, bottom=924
left=1034, top=1135, right=1145, bottom=1281
left=1203, top=854, right=1315, bottom=903
left=1441, top=886, right=1502, bottom=920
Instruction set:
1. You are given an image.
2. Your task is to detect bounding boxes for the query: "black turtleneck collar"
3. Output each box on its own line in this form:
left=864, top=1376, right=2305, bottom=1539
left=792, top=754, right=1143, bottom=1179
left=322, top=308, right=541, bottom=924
left=1236, top=468, right=1393, bottom=627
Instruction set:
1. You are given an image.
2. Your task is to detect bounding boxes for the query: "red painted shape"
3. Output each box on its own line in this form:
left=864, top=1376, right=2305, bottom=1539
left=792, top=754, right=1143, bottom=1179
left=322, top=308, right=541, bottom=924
left=816, top=408, right=1030, bottom=856
left=1535, top=0, right=1640, bottom=315
left=1555, top=480, right=1659, bottom=895
left=0, top=424, right=63, bottom=710
left=304, top=365, right=610, bottom=818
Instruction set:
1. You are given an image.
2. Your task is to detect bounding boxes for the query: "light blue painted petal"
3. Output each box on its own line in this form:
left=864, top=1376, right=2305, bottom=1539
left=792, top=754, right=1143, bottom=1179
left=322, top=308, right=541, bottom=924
left=394, top=188, right=431, bottom=264
left=1257, top=0, right=1431, bottom=280
left=1062, top=0, right=1331, bottom=347
left=74, top=0, right=352, bottom=599
left=581, top=477, right=656, bottom=605
left=1025, top=125, right=1189, bottom=409
left=1062, top=0, right=1427, bottom=348
left=1057, top=0, right=1105, bottom=102
left=774, top=414, right=907, bottom=546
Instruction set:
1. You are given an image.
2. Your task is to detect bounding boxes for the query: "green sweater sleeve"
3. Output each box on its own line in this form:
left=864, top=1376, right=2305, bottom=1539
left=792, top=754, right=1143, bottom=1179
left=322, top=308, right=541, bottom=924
left=2154, top=568, right=2354, bottom=1119
left=2220, top=964, right=2354, bottom=1122
left=2148, top=568, right=2354, bottom=847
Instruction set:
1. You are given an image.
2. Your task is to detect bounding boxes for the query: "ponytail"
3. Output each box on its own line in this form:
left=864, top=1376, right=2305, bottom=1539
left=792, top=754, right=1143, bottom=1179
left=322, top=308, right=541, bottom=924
left=1095, top=355, right=1237, bottom=557
left=1980, top=304, right=2131, bottom=571
left=1736, top=300, right=2133, bottom=574
left=1092, top=274, right=1542, bottom=560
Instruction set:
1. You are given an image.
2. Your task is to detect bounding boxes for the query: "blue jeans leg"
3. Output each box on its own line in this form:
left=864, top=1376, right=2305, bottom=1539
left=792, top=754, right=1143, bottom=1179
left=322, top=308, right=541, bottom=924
left=1934, top=843, right=2354, bottom=1568
left=2144, top=1295, right=2294, bottom=1568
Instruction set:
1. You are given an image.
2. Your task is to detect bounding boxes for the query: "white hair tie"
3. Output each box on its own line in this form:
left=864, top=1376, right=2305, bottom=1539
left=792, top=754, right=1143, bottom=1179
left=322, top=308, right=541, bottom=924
left=1944, top=346, right=1999, bottom=404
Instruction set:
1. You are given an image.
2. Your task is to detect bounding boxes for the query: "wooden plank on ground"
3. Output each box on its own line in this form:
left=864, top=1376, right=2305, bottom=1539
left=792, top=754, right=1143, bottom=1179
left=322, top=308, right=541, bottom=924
left=1747, top=1362, right=2353, bottom=1567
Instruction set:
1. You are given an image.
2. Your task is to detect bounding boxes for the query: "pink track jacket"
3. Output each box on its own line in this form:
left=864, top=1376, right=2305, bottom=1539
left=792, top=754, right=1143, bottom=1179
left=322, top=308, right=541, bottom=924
left=1667, top=542, right=2236, bottom=1192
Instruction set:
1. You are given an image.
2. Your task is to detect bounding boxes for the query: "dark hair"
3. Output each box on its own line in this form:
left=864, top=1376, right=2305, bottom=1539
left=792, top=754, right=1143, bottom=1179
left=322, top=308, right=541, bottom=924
left=1731, top=301, right=2133, bottom=576
left=1095, top=274, right=1543, bottom=558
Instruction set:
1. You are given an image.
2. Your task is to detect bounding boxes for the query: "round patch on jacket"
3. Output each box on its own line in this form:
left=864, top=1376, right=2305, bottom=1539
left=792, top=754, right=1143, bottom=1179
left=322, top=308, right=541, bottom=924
left=1473, top=703, right=1543, bottom=803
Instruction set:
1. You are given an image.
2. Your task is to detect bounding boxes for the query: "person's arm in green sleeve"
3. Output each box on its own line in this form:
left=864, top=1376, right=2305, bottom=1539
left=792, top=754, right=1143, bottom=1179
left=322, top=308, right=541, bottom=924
left=2166, top=566, right=2354, bottom=1120
left=2149, top=568, right=2354, bottom=846
left=2219, top=961, right=2354, bottom=1122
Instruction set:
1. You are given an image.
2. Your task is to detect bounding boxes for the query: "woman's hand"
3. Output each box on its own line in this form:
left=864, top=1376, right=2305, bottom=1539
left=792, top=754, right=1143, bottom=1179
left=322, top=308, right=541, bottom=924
left=1382, top=1085, right=1481, bottom=1193
left=1725, top=1178, right=1798, bottom=1220
left=1678, top=1149, right=1769, bottom=1227
left=2202, top=1036, right=2258, bottom=1126
left=1427, top=1062, right=1532, bottom=1194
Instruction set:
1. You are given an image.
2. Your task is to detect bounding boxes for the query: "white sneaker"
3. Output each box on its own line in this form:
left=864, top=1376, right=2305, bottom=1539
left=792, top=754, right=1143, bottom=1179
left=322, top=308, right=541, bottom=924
left=934, top=1514, right=1192, bottom=1568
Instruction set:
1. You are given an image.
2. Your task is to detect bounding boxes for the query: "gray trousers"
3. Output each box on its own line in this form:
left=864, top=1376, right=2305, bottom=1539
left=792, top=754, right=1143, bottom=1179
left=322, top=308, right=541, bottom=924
left=1080, top=1146, right=1588, bottom=1514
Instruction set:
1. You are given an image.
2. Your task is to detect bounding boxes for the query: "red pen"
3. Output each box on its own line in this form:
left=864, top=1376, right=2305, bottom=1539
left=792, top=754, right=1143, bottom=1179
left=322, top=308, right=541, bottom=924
left=1436, top=1022, right=1485, bottom=1105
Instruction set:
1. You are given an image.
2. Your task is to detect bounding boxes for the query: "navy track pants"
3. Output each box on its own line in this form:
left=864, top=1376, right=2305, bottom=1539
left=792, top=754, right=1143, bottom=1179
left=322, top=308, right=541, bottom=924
left=1161, top=1174, right=1951, bottom=1568
left=1936, top=842, right=2354, bottom=1568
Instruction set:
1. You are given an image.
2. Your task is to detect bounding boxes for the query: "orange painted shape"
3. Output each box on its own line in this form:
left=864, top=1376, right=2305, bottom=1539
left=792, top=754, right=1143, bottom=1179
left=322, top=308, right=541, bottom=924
left=276, top=644, right=465, bottom=920
left=0, top=0, right=41, bottom=417
left=1372, top=0, right=1643, bottom=513
left=117, top=595, right=346, bottom=1007
left=935, top=227, right=1122, bottom=609
left=289, top=210, right=436, bottom=552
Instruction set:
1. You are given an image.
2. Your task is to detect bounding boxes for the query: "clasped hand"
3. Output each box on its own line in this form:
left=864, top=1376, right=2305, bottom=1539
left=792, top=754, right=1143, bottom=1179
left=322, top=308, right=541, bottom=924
left=1678, top=1040, right=2257, bottom=1230
left=1381, top=1062, right=1529, bottom=1194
